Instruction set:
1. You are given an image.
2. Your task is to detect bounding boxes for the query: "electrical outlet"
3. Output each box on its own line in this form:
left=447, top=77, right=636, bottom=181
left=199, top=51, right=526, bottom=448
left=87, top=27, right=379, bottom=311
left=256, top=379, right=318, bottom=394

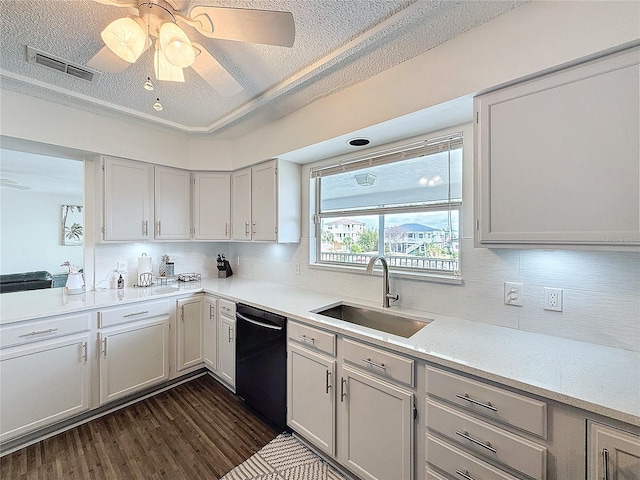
left=504, top=282, right=523, bottom=306
left=294, top=262, right=300, bottom=275
left=544, top=287, right=563, bottom=312
left=116, top=261, right=127, bottom=272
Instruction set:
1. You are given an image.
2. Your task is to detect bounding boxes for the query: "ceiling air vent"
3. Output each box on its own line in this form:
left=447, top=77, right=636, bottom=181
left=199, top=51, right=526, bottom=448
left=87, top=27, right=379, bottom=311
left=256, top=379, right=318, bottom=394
left=26, top=46, right=101, bottom=84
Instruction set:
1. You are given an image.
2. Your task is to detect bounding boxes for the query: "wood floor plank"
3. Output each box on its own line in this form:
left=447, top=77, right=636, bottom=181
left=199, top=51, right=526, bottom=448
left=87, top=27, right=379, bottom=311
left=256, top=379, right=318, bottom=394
left=1, top=375, right=278, bottom=480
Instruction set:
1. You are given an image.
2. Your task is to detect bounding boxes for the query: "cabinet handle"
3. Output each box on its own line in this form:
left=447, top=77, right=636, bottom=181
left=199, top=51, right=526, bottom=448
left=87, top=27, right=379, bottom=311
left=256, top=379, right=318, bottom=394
left=360, top=357, right=386, bottom=371
left=209, top=304, right=214, bottom=320
left=181, top=305, right=184, bottom=322
left=228, top=325, right=233, bottom=343
left=19, top=328, right=58, bottom=337
left=455, top=430, right=497, bottom=454
left=340, top=377, right=347, bottom=402
left=157, top=220, right=161, bottom=236
left=225, top=223, right=229, bottom=237
left=245, top=222, right=250, bottom=236
left=298, top=335, right=315, bottom=345
left=82, top=342, right=88, bottom=363
left=102, top=337, right=107, bottom=357
left=455, top=393, right=498, bottom=412
left=325, top=370, right=331, bottom=394
left=252, top=222, right=256, bottom=234
left=123, top=310, right=149, bottom=318
left=143, top=220, right=148, bottom=236
left=603, top=448, right=610, bottom=480
left=455, top=469, right=476, bottom=480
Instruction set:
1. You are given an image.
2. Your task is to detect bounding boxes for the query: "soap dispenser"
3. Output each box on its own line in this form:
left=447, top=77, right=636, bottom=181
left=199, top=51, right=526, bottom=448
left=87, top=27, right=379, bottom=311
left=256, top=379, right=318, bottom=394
left=117, top=274, right=124, bottom=289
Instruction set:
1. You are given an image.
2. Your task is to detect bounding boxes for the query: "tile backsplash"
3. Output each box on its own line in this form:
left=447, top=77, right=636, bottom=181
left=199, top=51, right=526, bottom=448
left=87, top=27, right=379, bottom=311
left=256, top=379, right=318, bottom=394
left=93, top=238, right=640, bottom=352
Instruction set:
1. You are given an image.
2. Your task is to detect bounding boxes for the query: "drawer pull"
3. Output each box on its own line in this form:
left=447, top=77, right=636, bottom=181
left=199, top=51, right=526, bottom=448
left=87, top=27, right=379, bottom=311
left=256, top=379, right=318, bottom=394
left=298, top=335, right=315, bottom=345
left=82, top=342, right=88, bottom=363
left=455, top=430, right=497, bottom=454
left=455, top=469, right=476, bottom=480
left=123, top=310, right=150, bottom=318
left=603, top=448, right=610, bottom=480
left=456, top=393, right=498, bottom=412
left=340, top=377, right=347, bottom=402
left=360, top=357, right=386, bottom=371
left=325, top=370, right=331, bottom=394
left=19, top=328, right=58, bottom=337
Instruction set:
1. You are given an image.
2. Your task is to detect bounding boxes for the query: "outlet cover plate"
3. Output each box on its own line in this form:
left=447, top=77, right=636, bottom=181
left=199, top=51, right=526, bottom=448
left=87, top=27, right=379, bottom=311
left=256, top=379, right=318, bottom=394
left=544, top=287, right=563, bottom=312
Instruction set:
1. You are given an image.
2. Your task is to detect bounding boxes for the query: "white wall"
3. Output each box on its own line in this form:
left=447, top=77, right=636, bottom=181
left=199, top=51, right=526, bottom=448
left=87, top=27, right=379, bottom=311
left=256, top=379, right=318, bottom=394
left=0, top=188, right=83, bottom=275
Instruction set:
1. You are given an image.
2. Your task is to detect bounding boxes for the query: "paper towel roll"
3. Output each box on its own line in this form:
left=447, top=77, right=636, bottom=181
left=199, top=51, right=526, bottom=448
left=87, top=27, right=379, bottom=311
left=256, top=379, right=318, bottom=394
left=138, top=254, right=152, bottom=274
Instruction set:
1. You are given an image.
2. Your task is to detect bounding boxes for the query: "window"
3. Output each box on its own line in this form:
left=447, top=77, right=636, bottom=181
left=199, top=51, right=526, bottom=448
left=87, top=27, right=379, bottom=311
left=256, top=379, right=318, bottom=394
left=312, top=133, right=462, bottom=276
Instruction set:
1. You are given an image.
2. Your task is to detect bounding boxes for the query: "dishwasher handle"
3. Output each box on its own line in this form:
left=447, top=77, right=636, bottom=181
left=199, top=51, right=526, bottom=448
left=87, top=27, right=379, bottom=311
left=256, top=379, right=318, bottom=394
left=236, top=312, right=283, bottom=331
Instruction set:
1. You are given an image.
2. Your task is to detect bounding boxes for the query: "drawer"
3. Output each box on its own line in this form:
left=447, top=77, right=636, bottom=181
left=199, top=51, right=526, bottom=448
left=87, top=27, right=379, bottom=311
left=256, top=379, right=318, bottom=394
left=426, top=367, right=547, bottom=438
left=98, top=301, right=170, bottom=328
left=1, top=313, right=91, bottom=348
left=343, top=338, right=414, bottom=387
left=426, top=399, right=547, bottom=480
left=427, top=433, right=519, bottom=480
left=288, top=321, right=336, bottom=356
left=218, top=299, right=236, bottom=318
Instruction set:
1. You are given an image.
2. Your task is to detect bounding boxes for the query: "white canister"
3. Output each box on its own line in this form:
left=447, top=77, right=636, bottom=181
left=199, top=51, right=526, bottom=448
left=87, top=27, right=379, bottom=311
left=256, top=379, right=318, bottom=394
left=65, top=272, right=85, bottom=295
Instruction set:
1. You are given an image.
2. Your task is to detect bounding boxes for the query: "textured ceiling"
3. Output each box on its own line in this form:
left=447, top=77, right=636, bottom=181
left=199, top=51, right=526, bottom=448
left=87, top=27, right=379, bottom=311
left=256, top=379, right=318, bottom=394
left=0, top=0, right=522, bottom=139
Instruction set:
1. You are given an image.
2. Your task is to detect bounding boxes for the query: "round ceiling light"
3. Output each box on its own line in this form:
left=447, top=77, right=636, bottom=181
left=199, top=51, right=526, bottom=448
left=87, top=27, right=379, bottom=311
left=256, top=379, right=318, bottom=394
left=348, top=138, right=370, bottom=147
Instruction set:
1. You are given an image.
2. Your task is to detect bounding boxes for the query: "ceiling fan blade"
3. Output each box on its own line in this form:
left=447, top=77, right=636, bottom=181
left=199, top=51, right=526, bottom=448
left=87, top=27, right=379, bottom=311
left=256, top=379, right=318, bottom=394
left=191, top=43, right=243, bottom=97
left=86, top=46, right=132, bottom=73
left=187, top=6, right=295, bottom=47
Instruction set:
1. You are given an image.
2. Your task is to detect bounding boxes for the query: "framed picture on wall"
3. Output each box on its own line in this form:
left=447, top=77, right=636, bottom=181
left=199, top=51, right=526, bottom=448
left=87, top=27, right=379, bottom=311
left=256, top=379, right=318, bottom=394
left=61, top=205, right=83, bottom=246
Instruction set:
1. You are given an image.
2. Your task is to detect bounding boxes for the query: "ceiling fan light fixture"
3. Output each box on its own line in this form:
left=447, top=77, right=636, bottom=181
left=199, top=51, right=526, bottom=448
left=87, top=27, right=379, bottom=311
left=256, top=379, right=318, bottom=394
left=159, top=22, right=195, bottom=68
left=101, top=16, right=148, bottom=64
left=154, top=44, right=185, bottom=82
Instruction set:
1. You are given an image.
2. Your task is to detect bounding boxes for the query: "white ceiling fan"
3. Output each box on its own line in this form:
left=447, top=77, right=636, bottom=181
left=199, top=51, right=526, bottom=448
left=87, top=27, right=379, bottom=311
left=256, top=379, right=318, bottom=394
left=87, top=0, right=295, bottom=97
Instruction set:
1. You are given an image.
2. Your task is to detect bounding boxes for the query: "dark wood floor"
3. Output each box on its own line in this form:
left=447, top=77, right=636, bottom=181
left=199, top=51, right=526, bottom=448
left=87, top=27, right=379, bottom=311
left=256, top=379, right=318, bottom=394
left=0, top=375, right=279, bottom=480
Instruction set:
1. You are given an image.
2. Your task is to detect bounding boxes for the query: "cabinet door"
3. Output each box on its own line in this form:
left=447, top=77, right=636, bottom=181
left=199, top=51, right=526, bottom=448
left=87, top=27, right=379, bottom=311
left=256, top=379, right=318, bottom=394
left=340, top=365, right=413, bottom=480
left=103, top=157, right=151, bottom=241
left=177, top=297, right=203, bottom=372
left=0, top=335, right=90, bottom=442
left=287, top=343, right=336, bottom=456
left=588, top=422, right=640, bottom=480
left=218, top=315, right=236, bottom=387
left=154, top=166, right=191, bottom=240
left=99, top=318, right=169, bottom=404
left=193, top=172, right=230, bottom=240
left=203, top=297, right=218, bottom=371
left=231, top=168, right=252, bottom=240
left=251, top=160, right=278, bottom=241
left=475, top=47, right=640, bottom=247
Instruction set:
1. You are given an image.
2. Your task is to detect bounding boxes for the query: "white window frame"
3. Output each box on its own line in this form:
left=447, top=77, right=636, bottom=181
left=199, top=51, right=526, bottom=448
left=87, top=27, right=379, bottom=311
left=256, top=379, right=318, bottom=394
left=311, top=132, right=463, bottom=279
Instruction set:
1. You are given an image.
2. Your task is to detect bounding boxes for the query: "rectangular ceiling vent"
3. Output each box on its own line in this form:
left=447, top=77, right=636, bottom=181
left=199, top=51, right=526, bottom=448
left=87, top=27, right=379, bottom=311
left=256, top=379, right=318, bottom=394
left=26, top=46, right=101, bottom=84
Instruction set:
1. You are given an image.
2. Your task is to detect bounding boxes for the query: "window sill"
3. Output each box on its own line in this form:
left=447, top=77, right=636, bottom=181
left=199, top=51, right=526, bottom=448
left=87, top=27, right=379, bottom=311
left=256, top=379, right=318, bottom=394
left=308, top=262, right=463, bottom=285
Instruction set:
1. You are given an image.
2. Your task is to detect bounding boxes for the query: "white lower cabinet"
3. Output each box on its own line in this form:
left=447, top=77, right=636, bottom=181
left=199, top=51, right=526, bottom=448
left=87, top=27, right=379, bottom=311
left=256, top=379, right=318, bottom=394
left=340, top=364, right=414, bottom=480
left=588, top=421, right=640, bottom=480
left=286, top=321, right=414, bottom=480
left=217, top=299, right=236, bottom=387
left=287, top=342, right=336, bottom=456
left=0, top=334, right=90, bottom=442
left=99, top=317, right=169, bottom=404
left=176, top=296, right=203, bottom=372
left=203, top=296, right=218, bottom=371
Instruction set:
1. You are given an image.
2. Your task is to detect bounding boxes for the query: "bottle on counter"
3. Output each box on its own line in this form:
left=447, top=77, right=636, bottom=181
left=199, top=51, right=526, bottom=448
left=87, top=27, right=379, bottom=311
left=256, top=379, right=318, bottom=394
left=117, top=275, right=124, bottom=289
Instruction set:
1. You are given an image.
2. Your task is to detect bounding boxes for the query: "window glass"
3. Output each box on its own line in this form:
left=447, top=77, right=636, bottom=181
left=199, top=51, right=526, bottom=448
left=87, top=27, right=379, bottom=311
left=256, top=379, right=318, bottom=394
left=315, top=136, right=461, bottom=275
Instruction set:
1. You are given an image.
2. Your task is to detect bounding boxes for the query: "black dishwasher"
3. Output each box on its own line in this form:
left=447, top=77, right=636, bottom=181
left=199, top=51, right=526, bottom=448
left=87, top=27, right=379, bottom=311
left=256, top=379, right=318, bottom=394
left=235, top=303, right=287, bottom=430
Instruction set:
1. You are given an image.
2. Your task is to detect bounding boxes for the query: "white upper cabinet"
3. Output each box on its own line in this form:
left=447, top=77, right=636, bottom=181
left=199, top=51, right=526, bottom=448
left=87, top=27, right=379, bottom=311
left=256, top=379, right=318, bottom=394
left=102, top=156, right=152, bottom=241
left=231, top=159, right=301, bottom=243
left=231, top=167, right=252, bottom=240
left=474, top=46, right=640, bottom=249
left=154, top=166, right=191, bottom=240
left=192, top=172, right=230, bottom=240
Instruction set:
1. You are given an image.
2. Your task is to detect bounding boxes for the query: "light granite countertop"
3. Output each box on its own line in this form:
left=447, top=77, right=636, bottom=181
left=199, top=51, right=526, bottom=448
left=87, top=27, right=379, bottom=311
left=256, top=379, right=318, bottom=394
left=1, top=277, right=638, bottom=427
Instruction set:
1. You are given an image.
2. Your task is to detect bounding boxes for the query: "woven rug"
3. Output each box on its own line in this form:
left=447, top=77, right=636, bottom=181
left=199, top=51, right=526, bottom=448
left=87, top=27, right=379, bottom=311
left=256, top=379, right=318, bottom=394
left=221, top=432, right=349, bottom=480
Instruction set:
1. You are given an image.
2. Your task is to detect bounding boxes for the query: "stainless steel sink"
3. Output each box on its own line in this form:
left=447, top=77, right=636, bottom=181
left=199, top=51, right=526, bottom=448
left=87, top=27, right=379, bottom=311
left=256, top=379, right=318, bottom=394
left=313, top=303, right=431, bottom=338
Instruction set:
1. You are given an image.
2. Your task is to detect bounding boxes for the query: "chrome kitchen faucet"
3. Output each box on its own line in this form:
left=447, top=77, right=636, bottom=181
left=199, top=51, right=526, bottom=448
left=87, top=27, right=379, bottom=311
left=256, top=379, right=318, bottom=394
left=365, top=256, right=399, bottom=308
